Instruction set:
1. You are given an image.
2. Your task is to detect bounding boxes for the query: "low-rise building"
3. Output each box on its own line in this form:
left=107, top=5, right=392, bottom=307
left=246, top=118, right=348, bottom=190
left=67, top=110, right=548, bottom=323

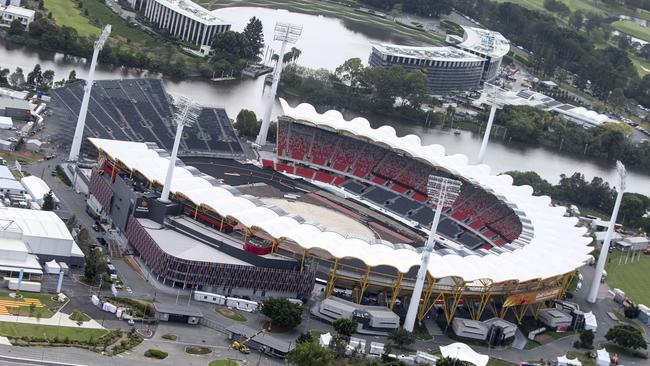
left=25, top=139, right=42, bottom=152
left=312, top=296, right=400, bottom=334
left=0, top=165, right=23, bottom=196
left=539, top=308, right=572, bottom=329
left=0, top=97, right=30, bottom=119
left=153, top=303, right=202, bottom=324
left=0, top=5, right=35, bottom=30
left=615, top=236, right=649, bottom=251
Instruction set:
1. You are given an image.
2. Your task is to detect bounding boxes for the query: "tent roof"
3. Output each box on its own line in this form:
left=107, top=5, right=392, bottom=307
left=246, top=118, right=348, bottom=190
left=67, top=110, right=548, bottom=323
left=440, top=343, right=488, bottom=366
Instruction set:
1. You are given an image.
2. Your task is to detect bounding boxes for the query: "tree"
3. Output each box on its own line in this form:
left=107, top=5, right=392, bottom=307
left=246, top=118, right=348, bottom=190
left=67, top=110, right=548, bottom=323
left=333, top=318, right=357, bottom=338
left=243, top=17, right=264, bottom=58
left=8, top=19, right=24, bottom=36
left=329, top=333, right=347, bottom=359
left=579, top=329, right=595, bottom=349
left=388, top=328, right=414, bottom=347
left=27, top=64, right=43, bottom=87
left=608, top=88, right=628, bottom=110
left=624, top=304, right=641, bottom=319
left=296, top=332, right=314, bottom=344
left=260, top=297, right=303, bottom=330
left=66, top=70, right=77, bottom=84
left=66, top=214, right=77, bottom=231
left=0, top=68, right=9, bottom=85
left=335, top=58, right=366, bottom=88
left=84, top=248, right=105, bottom=284
left=605, top=324, right=647, bottom=350
left=41, top=69, right=55, bottom=90
left=41, top=190, right=55, bottom=211
left=9, top=67, right=25, bottom=88
left=569, top=10, right=584, bottom=30
left=211, top=31, right=253, bottom=63
left=288, top=341, right=332, bottom=366
left=234, top=109, right=259, bottom=139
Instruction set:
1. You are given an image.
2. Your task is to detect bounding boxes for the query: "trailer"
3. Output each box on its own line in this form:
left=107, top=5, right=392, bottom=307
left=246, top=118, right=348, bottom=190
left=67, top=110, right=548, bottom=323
left=7, top=279, right=41, bottom=292
left=226, top=297, right=259, bottom=312
left=194, top=290, right=226, bottom=305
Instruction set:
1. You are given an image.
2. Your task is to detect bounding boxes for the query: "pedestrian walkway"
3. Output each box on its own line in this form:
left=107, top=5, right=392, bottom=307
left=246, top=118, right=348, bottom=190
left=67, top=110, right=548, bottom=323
left=0, top=311, right=104, bottom=329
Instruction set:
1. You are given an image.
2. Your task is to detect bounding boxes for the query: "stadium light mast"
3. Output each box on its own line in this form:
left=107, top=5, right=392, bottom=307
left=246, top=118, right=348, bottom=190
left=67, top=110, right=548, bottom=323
left=159, top=97, right=199, bottom=203
left=477, top=83, right=504, bottom=164
left=588, top=161, right=626, bottom=303
left=255, top=22, right=302, bottom=147
left=404, top=175, right=462, bottom=332
left=68, top=25, right=111, bottom=162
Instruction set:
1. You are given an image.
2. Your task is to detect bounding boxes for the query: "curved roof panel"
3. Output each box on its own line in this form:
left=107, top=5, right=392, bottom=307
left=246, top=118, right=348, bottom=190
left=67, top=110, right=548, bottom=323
left=89, top=100, right=590, bottom=283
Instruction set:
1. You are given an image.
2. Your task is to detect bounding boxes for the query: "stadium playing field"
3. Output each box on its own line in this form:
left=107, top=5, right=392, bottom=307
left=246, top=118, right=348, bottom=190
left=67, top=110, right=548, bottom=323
left=606, top=251, right=650, bottom=305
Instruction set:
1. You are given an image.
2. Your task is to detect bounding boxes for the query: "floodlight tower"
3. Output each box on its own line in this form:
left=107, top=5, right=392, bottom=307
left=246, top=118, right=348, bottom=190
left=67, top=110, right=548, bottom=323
left=588, top=161, right=626, bottom=303
left=404, top=175, right=462, bottom=332
left=477, top=83, right=504, bottom=164
left=68, top=25, right=111, bottom=162
left=255, top=22, right=302, bottom=146
left=159, top=97, right=200, bottom=203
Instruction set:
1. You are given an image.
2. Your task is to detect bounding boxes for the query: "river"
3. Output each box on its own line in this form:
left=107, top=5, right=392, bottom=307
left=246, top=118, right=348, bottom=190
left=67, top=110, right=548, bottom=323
left=1, top=6, right=649, bottom=195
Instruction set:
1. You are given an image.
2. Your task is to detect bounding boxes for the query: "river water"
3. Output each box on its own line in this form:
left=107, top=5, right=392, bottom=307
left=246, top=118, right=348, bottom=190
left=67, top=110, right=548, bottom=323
left=1, top=6, right=648, bottom=195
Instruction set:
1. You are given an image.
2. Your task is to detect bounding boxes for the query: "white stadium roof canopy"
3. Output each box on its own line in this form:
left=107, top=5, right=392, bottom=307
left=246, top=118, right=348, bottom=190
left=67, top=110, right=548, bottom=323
left=89, top=101, right=591, bottom=284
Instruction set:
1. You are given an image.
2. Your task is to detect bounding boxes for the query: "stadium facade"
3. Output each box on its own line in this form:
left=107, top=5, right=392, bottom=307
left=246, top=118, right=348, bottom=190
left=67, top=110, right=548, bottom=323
left=132, top=0, right=230, bottom=47
left=369, top=26, right=509, bottom=95
left=87, top=99, right=591, bottom=324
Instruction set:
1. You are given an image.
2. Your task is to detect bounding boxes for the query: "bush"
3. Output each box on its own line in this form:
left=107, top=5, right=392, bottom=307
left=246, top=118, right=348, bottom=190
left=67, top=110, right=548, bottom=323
left=625, top=305, right=640, bottom=319
left=144, top=349, right=168, bottom=359
left=161, top=334, right=177, bottom=341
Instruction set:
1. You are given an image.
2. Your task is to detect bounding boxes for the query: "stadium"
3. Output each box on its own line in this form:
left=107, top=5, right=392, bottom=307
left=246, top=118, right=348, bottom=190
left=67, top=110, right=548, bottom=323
left=87, top=98, right=592, bottom=326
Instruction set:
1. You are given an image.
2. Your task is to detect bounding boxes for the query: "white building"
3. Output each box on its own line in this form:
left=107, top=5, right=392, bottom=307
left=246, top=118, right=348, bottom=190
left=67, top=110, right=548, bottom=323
left=21, top=175, right=58, bottom=206
left=25, top=138, right=42, bottom=152
left=0, top=165, right=24, bottom=196
left=0, top=5, right=35, bottom=30
left=137, top=0, right=230, bottom=47
left=0, top=207, right=84, bottom=265
left=447, top=26, right=510, bottom=84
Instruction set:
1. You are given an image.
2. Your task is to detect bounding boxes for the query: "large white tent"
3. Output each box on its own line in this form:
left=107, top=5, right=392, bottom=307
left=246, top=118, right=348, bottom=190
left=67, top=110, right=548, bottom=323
left=596, top=348, right=610, bottom=366
left=557, top=355, right=582, bottom=366
left=440, top=343, right=488, bottom=366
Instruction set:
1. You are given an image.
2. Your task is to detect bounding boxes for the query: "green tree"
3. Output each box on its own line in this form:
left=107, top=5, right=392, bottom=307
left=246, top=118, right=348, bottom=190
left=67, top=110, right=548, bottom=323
left=0, top=68, right=9, bottom=85
left=388, top=328, right=414, bottom=347
left=8, top=19, right=24, bottom=36
left=66, top=70, right=77, bottom=84
left=333, top=318, right=357, bottom=338
left=41, top=190, right=55, bottom=211
left=608, top=88, right=628, bottom=110
left=296, top=332, right=314, bottom=344
left=329, top=333, right=347, bottom=359
left=569, top=10, right=584, bottom=30
left=503, top=171, right=553, bottom=196
left=335, top=58, right=365, bottom=88
left=234, top=109, right=259, bottom=139
left=211, top=31, right=253, bottom=63
left=260, top=297, right=303, bottom=330
left=605, top=324, right=647, bottom=350
left=579, top=329, right=594, bottom=349
left=27, top=64, right=43, bottom=87
left=84, top=248, right=105, bottom=284
left=66, top=214, right=77, bottom=231
left=243, top=17, right=264, bottom=58
left=41, top=70, right=55, bottom=90
left=9, top=67, right=25, bottom=88
left=436, top=357, right=472, bottom=366
left=624, top=305, right=641, bottom=319
left=288, top=341, right=332, bottom=366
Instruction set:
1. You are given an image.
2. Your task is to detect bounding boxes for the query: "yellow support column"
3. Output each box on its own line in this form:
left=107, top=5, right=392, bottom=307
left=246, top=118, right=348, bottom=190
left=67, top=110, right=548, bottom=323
left=389, top=272, right=404, bottom=310
left=325, top=258, right=340, bottom=298
left=357, top=266, right=371, bottom=304
left=417, top=276, right=436, bottom=322
left=300, top=249, right=309, bottom=272
left=219, top=217, right=224, bottom=232
left=194, top=206, right=199, bottom=220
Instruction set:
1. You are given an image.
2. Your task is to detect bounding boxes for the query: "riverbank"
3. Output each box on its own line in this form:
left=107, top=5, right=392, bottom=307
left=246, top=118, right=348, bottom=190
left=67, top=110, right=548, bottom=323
left=202, top=0, right=446, bottom=45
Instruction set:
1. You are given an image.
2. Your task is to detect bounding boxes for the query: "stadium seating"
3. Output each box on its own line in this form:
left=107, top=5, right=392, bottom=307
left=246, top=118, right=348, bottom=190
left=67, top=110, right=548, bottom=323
left=50, top=79, right=244, bottom=156
left=275, top=119, right=523, bottom=246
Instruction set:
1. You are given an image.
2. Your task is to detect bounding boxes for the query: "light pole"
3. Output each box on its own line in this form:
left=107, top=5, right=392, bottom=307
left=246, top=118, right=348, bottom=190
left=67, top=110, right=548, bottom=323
left=255, top=22, right=302, bottom=147
left=477, top=83, right=504, bottom=164
left=587, top=161, right=626, bottom=303
left=403, top=175, right=462, bottom=332
left=159, top=97, right=199, bottom=203
left=69, top=25, right=111, bottom=162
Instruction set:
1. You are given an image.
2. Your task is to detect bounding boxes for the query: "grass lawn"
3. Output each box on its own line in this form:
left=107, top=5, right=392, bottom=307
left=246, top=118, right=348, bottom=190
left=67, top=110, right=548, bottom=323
left=0, top=292, right=62, bottom=319
left=216, top=308, right=247, bottom=322
left=631, top=54, right=650, bottom=77
left=613, top=19, right=650, bottom=42
left=0, top=321, right=107, bottom=342
left=43, top=0, right=100, bottom=37
left=209, top=360, right=240, bottom=366
left=487, top=359, right=517, bottom=366
left=606, top=251, right=650, bottom=305
left=69, top=310, right=91, bottom=322
left=491, top=0, right=607, bottom=15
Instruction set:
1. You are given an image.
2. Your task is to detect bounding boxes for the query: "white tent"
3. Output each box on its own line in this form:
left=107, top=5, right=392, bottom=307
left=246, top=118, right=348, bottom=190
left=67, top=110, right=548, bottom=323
left=44, top=259, right=60, bottom=274
left=440, top=343, right=488, bottom=366
left=584, top=311, right=598, bottom=332
left=596, top=348, right=610, bottom=366
left=557, top=355, right=582, bottom=366
left=0, top=116, right=13, bottom=130
left=319, top=332, right=332, bottom=347
left=21, top=175, right=58, bottom=205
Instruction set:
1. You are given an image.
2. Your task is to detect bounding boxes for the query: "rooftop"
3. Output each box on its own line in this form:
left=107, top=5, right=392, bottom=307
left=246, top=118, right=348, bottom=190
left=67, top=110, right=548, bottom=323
left=457, top=26, right=510, bottom=58
left=153, top=303, right=203, bottom=317
left=0, top=207, right=72, bottom=241
left=373, top=44, right=484, bottom=63
left=138, top=218, right=252, bottom=265
left=2, top=5, right=35, bottom=18
left=0, top=97, right=30, bottom=109
left=152, top=0, right=227, bottom=25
